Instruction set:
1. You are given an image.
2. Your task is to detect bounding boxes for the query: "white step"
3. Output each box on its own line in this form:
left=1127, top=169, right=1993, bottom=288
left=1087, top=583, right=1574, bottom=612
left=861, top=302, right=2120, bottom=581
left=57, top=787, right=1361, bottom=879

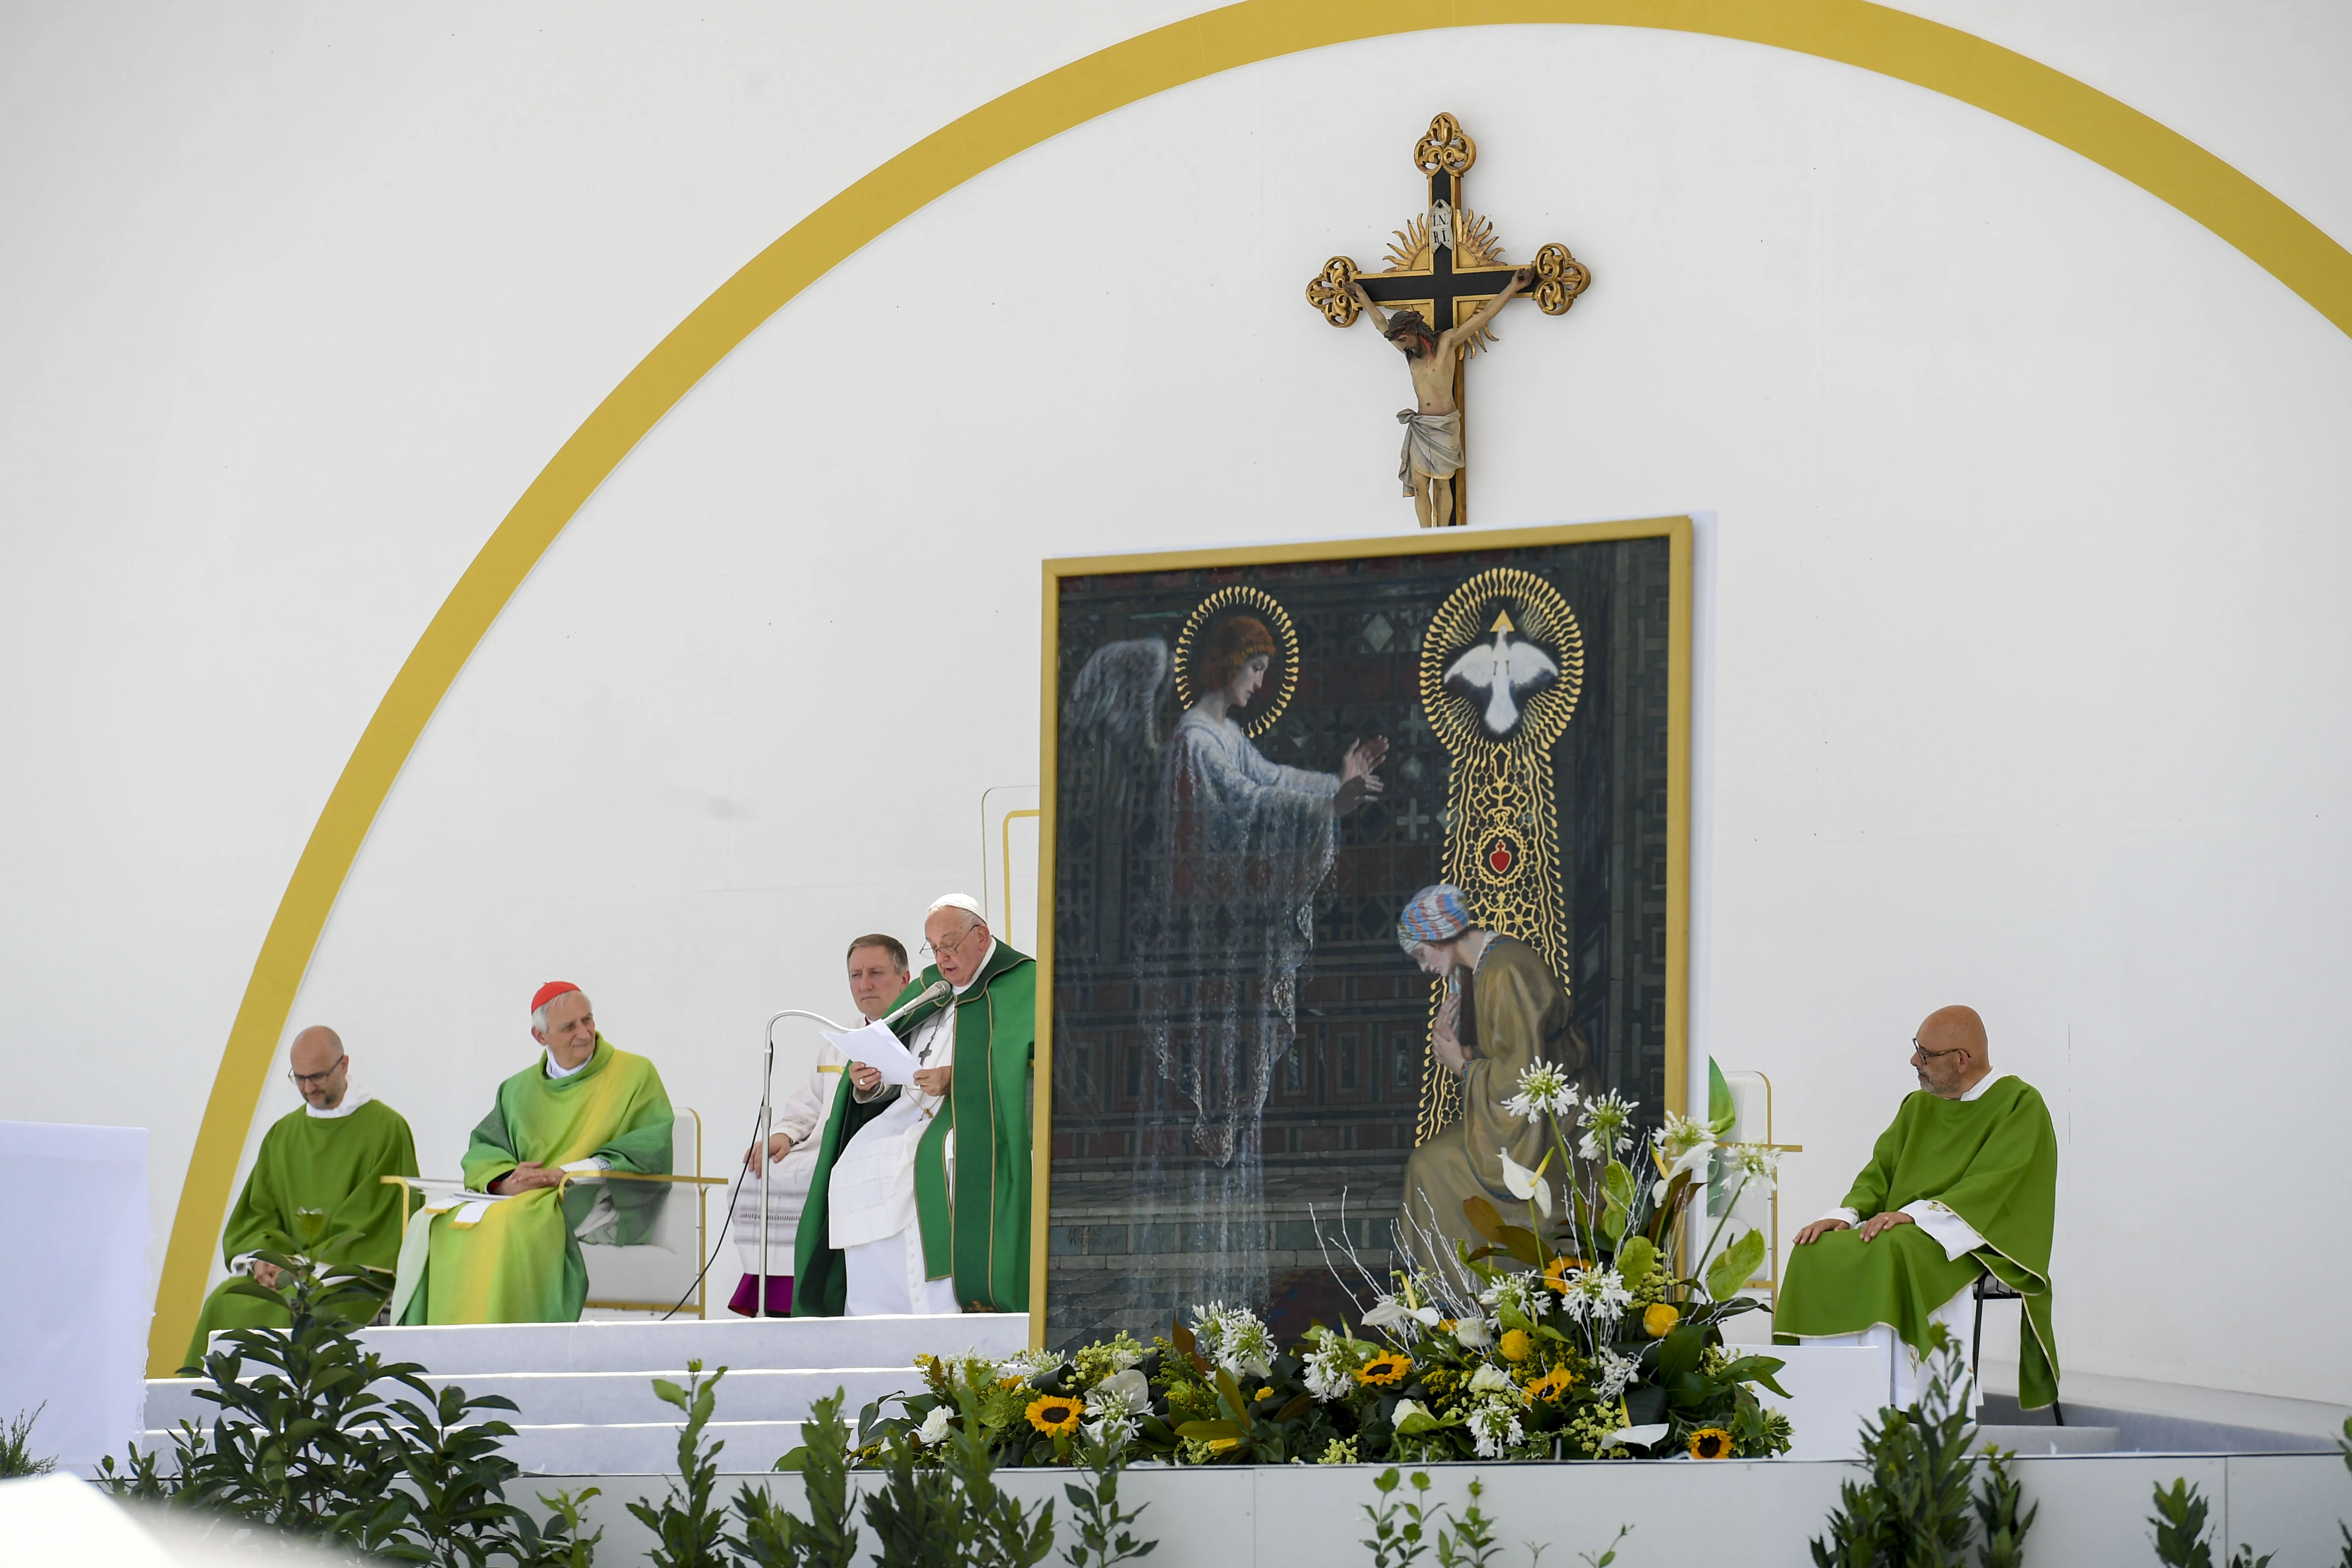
left=345, top=1311, right=1025, bottom=1375
left=145, top=1363, right=926, bottom=1435
left=143, top=1312, right=1028, bottom=1472
left=1974, top=1423, right=2123, bottom=1455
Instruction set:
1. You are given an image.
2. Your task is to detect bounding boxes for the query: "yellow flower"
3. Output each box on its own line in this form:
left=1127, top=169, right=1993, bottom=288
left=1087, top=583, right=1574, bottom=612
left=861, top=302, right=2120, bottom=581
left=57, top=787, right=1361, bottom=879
left=1642, top=1303, right=1680, bottom=1339
left=1542, top=1254, right=1585, bottom=1294
left=1255, top=1386, right=1274, bottom=1401
left=1355, top=1353, right=1412, bottom=1387
left=1522, top=1365, right=1578, bottom=1405
left=1499, top=1329, right=1534, bottom=1364
left=1688, top=1427, right=1734, bottom=1459
left=1025, top=1395, right=1084, bottom=1436
left=997, top=1376, right=1024, bottom=1391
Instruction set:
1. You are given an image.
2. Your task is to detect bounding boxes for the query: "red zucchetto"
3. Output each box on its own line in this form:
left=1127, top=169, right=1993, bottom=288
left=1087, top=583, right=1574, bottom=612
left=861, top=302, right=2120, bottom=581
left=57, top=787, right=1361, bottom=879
left=530, top=981, right=581, bottom=1014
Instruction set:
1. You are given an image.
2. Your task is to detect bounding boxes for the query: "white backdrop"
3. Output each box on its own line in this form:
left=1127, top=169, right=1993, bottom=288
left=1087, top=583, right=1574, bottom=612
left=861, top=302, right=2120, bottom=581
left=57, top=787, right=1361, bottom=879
left=3, top=2, right=2349, bottom=1403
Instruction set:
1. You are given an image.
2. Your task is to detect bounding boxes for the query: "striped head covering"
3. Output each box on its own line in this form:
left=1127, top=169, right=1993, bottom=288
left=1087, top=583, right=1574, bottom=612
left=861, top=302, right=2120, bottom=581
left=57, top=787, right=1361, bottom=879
left=1396, top=884, right=1474, bottom=952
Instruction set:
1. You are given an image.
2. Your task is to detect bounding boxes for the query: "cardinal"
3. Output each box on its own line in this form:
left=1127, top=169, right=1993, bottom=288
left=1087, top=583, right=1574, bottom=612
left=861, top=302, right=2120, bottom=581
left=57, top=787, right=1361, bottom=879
left=1444, top=614, right=1558, bottom=737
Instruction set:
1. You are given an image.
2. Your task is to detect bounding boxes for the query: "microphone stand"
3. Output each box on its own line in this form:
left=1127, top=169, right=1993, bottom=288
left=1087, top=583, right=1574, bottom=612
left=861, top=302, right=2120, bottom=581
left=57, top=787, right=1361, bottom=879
left=757, top=1009, right=851, bottom=1317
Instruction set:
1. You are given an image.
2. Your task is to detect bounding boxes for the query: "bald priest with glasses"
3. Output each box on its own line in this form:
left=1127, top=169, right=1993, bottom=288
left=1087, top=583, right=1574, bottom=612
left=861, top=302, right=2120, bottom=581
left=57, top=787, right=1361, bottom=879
left=794, top=894, right=1036, bottom=1317
left=183, top=1026, right=418, bottom=1368
left=1775, top=1006, right=2060, bottom=1412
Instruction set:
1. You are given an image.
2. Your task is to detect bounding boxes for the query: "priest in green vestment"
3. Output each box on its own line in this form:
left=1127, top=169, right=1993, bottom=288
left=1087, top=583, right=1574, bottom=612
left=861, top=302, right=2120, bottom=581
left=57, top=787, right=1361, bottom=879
left=1390, top=884, right=1594, bottom=1279
left=184, top=1026, right=417, bottom=1368
left=391, top=983, right=674, bottom=1325
left=794, top=894, right=1036, bottom=1316
left=1775, top=1005, right=2060, bottom=1410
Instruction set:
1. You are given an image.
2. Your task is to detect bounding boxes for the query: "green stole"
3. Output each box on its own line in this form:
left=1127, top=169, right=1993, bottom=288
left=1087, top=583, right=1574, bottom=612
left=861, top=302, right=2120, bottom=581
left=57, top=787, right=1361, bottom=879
left=1774, top=1075, right=2061, bottom=1409
left=184, top=1098, right=418, bottom=1368
left=794, top=941, right=1036, bottom=1315
left=397, top=1035, right=673, bottom=1325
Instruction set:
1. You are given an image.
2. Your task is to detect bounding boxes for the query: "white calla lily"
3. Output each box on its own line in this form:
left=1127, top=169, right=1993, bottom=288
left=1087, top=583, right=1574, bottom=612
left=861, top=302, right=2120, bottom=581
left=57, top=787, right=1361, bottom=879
left=1468, top=1363, right=1517, bottom=1394
left=1498, top=1147, right=1554, bottom=1219
left=1602, top=1422, right=1671, bottom=1451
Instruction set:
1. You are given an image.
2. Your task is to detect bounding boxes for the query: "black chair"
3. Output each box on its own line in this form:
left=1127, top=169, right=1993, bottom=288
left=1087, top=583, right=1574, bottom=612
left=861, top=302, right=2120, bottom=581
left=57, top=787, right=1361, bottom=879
left=1972, top=1272, right=2063, bottom=1425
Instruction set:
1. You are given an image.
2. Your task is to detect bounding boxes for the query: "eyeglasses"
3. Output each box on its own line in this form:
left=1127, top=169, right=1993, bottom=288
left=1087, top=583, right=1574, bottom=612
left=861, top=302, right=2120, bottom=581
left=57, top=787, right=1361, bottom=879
left=1909, top=1039, right=1966, bottom=1063
left=921, top=924, right=983, bottom=959
left=287, top=1055, right=347, bottom=1089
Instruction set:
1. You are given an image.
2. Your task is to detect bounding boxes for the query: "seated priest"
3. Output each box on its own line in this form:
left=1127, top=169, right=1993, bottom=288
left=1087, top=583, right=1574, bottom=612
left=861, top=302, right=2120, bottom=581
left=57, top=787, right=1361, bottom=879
left=183, top=1026, right=417, bottom=1368
left=1775, top=1005, right=2059, bottom=1411
left=1390, top=884, right=1593, bottom=1280
left=731, top=932, right=913, bottom=1316
left=391, top=982, right=674, bottom=1325
left=794, top=893, right=1036, bottom=1316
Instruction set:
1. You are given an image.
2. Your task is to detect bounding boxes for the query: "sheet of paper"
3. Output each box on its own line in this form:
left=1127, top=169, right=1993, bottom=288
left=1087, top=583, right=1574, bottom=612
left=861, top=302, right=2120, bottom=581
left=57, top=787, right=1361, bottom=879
left=821, top=1018, right=920, bottom=1085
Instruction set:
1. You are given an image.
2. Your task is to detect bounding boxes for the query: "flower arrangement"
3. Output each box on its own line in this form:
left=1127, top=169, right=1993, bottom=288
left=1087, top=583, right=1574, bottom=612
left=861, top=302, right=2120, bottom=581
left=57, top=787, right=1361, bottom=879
left=839, top=1085, right=1792, bottom=1468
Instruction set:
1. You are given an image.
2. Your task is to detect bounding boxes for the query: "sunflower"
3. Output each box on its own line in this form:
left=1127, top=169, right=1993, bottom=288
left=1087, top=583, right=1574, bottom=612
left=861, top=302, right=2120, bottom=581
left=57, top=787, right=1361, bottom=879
left=1025, top=1394, right=1084, bottom=1436
left=1522, top=1365, right=1578, bottom=1405
left=1642, top=1303, right=1680, bottom=1339
left=1542, top=1254, right=1583, bottom=1294
left=1355, top=1353, right=1412, bottom=1387
left=1688, top=1427, right=1734, bottom=1459
left=1499, top=1328, right=1534, bottom=1363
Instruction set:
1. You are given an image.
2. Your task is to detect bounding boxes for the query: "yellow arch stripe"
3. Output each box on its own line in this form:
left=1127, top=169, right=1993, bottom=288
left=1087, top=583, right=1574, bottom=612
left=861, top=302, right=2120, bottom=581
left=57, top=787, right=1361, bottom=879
left=148, top=0, right=2352, bottom=1372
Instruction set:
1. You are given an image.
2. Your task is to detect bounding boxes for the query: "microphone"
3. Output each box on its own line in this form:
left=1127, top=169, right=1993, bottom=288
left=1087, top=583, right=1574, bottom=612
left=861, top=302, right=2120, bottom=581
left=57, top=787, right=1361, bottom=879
left=872, top=978, right=953, bottom=1032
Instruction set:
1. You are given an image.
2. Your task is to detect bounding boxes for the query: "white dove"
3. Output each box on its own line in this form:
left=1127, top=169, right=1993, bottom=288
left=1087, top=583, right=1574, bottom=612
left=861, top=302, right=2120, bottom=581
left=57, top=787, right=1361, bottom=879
left=1444, top=617, right=1558, bottom=738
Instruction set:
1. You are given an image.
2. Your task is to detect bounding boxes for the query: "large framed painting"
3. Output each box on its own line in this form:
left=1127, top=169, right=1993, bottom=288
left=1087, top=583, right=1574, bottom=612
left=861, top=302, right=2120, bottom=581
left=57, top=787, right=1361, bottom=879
left=1030, top=518, right=1692, bottom=1349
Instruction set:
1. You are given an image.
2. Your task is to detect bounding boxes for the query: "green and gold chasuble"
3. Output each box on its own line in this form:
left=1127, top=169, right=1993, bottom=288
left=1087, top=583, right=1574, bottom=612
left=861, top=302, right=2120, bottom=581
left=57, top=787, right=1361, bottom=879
left=795, top=941, right=1036, bottom=1315
left=394, top=1035, right=672, bottom=1325
left=184, top=1097, right=417, bottom=1368
left=1775, top=1075, right=2061, bottom=1409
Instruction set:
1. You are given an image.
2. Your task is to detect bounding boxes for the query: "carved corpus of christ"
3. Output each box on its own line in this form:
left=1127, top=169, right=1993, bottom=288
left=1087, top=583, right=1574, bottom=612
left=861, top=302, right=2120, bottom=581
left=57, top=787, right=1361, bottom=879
left=1306, top=113, right=1592, bottom=529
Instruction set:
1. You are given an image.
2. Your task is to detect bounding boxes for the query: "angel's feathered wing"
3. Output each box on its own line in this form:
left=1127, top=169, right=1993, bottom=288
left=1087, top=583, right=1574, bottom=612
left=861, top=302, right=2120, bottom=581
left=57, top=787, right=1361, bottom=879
left=1063, top=637, right=1172, bottom=753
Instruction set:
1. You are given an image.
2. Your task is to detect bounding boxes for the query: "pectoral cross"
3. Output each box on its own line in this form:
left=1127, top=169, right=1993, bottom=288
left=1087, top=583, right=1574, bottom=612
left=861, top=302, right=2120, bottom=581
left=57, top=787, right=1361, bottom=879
left=1306, top=114, right=1592, bottom=529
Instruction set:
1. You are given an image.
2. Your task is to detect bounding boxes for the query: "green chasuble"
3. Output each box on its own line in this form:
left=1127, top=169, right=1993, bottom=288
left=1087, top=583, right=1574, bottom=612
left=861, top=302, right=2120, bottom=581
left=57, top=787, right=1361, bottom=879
left=795, top=940, right=1036, bottom=1315
left=1774, top=1075, right=2061, bottom=1409
left=394, top=1035, right=672, bottom=1325
left=184, top=1097, right=417, bottom=1368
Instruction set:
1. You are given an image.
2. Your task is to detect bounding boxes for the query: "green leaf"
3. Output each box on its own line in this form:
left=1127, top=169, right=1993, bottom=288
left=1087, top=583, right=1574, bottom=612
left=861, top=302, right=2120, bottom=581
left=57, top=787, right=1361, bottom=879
left=1463, top=1194, right=1507, bottom=1243
left=1175, top=1420, right=1244, bottom=1443
left=1493, top=1223, right=1543, bottom=1269
left=1274, top=1393, right=1314, bottom=1424
left=1708, top=1058, right=1737, bottom=1134
left=650, top=1378, right=687, bottom=1411
left=1657, top=1324, right=1705, bottom=1378
left=1705, top=1227, right=1767, bottom=1303
left=1718, top=1354, right=1792, bottom=1399
left=1617, top=1235, right=1657, bottom=1287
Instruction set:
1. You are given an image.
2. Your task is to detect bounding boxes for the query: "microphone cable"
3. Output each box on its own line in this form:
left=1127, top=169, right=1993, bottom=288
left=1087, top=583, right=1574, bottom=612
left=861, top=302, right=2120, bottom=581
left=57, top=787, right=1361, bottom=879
left=659, top=1102, right=773, bottom=1321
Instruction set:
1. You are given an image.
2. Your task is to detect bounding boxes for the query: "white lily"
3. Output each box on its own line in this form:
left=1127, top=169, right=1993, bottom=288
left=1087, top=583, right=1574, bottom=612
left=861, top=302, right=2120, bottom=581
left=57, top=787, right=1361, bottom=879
left=1363, top=1295, right=1441, bottom=1332
left=1468, top=1363, right=1517, bottom=1395
left=1499, top=1147, right=1554, bottom=1219
left=1090, top=1368, right=1151, bottom=1410
left=1602, top=1422, right=1671, bottom=1451
left=1392, top=1398, right=1442, bottom=1435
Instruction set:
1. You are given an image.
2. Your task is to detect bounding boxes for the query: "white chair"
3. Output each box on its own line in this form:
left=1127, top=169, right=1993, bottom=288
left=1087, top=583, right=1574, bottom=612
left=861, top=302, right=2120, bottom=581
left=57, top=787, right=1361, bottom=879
left=578, top=1111, right=719, bottom=1317
left=1707, top=1068, right=1802, bottom=1304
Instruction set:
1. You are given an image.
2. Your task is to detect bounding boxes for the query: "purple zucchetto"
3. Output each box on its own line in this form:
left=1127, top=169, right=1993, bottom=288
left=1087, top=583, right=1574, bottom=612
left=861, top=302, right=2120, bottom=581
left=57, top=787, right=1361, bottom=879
left=1396, top=884, right=1474, bottom=952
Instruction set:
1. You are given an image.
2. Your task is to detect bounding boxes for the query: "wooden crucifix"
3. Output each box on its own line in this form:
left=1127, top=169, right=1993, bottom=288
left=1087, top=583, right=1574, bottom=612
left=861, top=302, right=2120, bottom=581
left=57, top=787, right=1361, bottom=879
left=1306, top=113, right=1591, bottom=529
